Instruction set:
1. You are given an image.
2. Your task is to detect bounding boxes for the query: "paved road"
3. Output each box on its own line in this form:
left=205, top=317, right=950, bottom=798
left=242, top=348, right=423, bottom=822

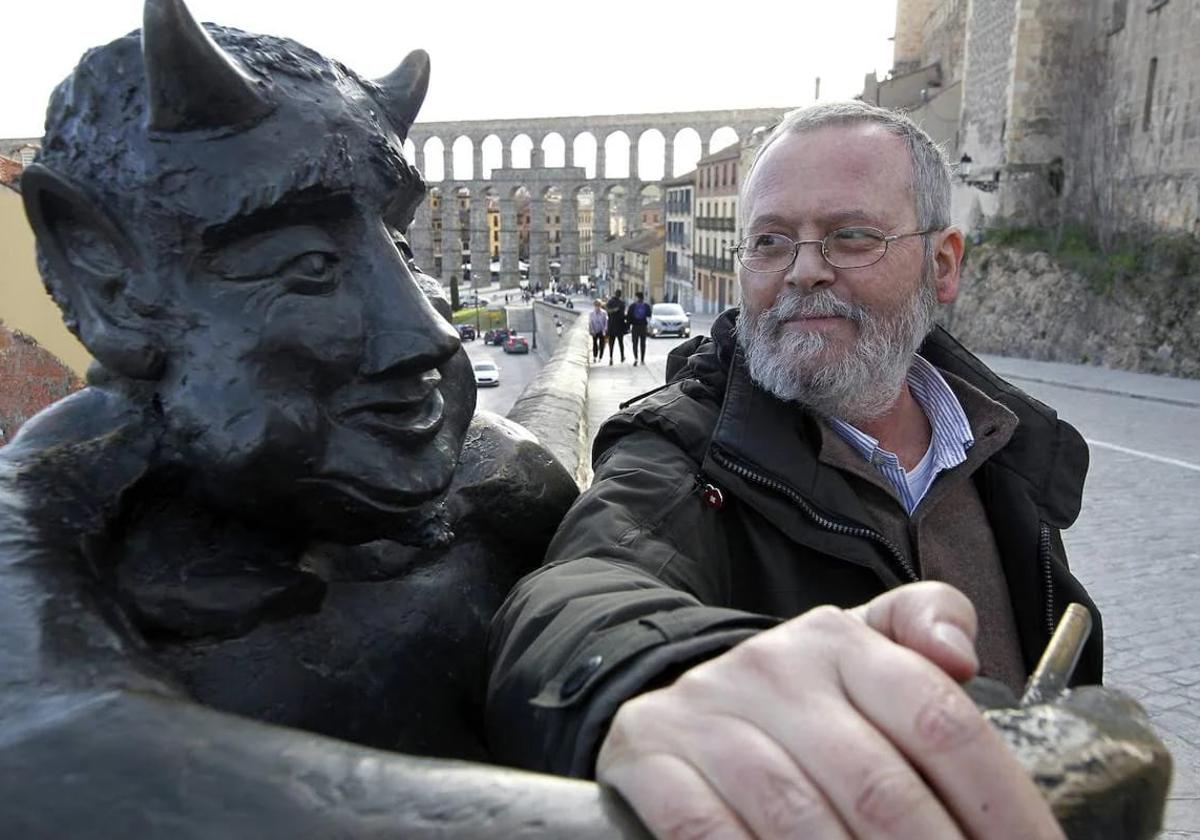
left=462, top=332, right=543, bottom=418
left=586, top=316, right=1200, bottom=835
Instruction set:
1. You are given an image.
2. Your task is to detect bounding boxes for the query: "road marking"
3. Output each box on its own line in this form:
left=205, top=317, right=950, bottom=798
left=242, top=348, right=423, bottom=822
left=1087, top=439, right=1200, bottom=473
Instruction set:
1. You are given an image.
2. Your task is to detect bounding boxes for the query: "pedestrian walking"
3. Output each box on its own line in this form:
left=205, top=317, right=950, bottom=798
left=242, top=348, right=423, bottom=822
left=626, top=291, right=652, bottom=366
left=604, top=289, right=627, bottom=365
left=588, top=299, right=607, bottom=363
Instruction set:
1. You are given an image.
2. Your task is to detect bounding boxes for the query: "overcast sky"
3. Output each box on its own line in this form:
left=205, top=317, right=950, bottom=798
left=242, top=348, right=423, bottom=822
left=0, top=0, right=898, bottom=138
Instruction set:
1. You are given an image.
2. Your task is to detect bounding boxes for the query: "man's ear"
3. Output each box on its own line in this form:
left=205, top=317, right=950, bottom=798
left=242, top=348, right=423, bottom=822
left=932, top=226, right=964, bottom=305
left=21, top=164, right=165, bottom=379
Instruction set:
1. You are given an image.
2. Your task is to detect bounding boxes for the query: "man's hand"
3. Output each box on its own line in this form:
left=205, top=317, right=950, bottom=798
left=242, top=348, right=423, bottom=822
left=595, top=582, right=1064, bottom=839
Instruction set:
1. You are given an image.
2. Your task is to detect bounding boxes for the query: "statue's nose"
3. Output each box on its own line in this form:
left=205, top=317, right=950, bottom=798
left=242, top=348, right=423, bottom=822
left=360, top=272, right=460, bottom=378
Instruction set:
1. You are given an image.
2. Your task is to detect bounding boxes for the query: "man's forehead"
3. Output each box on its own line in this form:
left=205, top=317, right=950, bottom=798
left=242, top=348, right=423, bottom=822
left=747, top=125, right=913, bottom=221
left=761, top=125, right=908, bottom=178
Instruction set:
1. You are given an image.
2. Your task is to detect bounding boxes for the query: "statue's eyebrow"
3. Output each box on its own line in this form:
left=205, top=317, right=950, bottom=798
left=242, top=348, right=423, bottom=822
left=203, top=188, right=353, bottom=248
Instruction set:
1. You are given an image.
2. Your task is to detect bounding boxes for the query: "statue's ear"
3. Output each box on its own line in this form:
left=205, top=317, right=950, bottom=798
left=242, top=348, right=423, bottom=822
left=21, top=164, right=165, bottom=379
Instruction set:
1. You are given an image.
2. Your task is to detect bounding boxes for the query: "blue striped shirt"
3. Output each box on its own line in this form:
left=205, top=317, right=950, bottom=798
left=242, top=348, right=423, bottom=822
left=827, top=355, right=974, bottom=515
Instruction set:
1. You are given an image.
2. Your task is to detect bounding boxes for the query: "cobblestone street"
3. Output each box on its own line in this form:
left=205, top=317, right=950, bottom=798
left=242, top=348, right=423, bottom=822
left=586, top=317, right=1200, bottom=835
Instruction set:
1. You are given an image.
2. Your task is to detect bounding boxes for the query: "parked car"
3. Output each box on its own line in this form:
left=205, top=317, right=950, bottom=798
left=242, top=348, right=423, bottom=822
left=472, top=360, right=500, bottom=387
left=648, top=303, right=691, bottom=338
left=457, top=324, right=476, bottom=341
left=488, top=328, right=515, bottom=346
left=503, top=335, right=530, bottom=354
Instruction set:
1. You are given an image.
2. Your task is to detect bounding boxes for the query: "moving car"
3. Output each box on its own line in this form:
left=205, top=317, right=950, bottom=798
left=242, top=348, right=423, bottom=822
left=457, top=324, right=476, bottom=341
left=472, top=360, right=500, bottom=387
left=488, top=328, right=516, bottom=346
left=503, top=335, right=530, bottom=354
left=648, top=303, right=691, bottom=338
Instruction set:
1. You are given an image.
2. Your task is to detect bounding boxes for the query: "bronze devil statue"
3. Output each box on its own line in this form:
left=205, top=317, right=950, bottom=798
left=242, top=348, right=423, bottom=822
left=0, top=0, right=633, bottom=835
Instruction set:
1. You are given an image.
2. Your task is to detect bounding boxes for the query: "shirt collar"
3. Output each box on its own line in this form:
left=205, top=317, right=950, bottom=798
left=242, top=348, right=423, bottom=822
left=826, top=353, right=975, bottom=472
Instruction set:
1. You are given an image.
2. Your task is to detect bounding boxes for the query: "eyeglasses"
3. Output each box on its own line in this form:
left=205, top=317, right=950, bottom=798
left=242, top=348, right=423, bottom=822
left=733, top=227, right=941, bottom=272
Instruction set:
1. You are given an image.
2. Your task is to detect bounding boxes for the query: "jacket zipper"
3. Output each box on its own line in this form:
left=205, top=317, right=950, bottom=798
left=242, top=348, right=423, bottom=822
left=710, top=448, right=918, bottom=583
left=1038, top=523, right=1056, bottom=637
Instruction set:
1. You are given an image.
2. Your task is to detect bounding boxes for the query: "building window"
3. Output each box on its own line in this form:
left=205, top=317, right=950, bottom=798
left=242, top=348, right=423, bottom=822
left=1143, top=57, right=1157, bottom=132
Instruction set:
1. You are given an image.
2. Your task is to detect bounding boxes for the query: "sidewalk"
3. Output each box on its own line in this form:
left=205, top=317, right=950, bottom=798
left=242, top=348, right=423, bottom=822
left=978, top=354, right=1200, bottom=408
left=585, top=353, right=668, bottom=449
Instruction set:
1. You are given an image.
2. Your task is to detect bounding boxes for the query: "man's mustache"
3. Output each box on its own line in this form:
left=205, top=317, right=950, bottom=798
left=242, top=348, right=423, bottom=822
left=761, top=290, right=869, bottom=327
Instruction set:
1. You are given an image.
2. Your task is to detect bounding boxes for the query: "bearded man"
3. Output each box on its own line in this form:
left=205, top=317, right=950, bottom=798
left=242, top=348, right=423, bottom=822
left=488, top=102, right=1102, bottom=838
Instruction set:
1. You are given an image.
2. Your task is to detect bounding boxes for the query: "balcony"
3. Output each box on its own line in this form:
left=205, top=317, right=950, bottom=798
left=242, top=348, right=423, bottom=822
left=695, top=216, right=736, bottom=232
left=695, top=254, right=734, bottom=272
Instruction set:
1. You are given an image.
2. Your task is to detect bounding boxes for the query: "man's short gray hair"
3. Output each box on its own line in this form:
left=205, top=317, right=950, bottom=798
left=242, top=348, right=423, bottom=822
left=740, top=101, right=952, bottom=232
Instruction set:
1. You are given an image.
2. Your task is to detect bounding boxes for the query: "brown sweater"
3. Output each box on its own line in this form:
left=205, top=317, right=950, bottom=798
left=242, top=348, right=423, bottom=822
left=816, top=372, right=1027, bottom=693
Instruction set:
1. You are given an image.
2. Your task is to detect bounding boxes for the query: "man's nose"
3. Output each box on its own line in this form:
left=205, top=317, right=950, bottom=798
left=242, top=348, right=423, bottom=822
left=360, top=268, right=461, bottom=378
left=785, top=240, right=836, bottom=291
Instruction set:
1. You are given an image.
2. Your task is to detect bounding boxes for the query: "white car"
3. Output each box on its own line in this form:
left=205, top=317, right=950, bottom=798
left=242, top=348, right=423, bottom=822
left=648, top=303, right=691, bottom=338
left=473, top=360, right=500, bottom=387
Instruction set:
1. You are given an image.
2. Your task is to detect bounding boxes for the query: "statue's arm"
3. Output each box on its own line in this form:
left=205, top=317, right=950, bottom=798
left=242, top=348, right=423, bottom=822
left=1, top=688, right=650, bottom=839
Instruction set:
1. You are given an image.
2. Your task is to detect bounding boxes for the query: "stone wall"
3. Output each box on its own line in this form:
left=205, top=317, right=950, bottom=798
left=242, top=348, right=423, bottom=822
left=942, top=244, right=1200, bottom=378
left=1102, top=0, right=1200, bottom=233
left=921, top=0, right=968, bottom=85
left=530, top=300, right=581, bottom=358
left=507, top=304, right=591, bottom=487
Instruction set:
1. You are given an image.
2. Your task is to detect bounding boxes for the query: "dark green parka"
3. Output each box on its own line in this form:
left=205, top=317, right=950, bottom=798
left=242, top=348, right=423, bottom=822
left=487, top=310, right=1102, bottom=777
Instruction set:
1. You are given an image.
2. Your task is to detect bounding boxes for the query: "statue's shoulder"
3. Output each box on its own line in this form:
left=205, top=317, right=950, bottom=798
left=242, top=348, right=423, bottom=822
left=445, top=411, right=579, bottom=552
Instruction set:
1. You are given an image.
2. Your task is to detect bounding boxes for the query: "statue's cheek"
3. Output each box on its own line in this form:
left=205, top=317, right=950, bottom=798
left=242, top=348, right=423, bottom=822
left=260, top=299, right=363, bottom=369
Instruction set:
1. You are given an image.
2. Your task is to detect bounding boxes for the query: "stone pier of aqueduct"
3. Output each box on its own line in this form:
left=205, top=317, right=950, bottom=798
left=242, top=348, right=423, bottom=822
left=404, top=108, right=790, bottom=289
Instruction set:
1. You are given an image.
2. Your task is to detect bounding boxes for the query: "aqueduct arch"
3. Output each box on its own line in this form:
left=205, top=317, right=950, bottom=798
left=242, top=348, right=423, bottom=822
left=406, top=108, right=790, bottom=288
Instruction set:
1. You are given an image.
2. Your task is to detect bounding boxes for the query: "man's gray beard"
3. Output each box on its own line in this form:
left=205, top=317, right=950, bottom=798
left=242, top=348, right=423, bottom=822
left=734, top=278, right=938, bottom=424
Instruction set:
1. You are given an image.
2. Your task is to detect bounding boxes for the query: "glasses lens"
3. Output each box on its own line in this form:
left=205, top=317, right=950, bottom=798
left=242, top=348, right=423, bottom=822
left=737, top=233, right=795, bottom=272
left=823, top=227, right=887, bottom=268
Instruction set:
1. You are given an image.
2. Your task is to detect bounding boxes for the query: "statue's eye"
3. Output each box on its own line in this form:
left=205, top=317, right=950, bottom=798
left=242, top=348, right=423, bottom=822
left=281, top=251, right=338, bottom=295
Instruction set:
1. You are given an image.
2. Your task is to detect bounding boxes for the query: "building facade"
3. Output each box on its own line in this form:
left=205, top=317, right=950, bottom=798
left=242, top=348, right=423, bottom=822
left=663, top=171, right=695, bottom=309
left=693, top=144, right=740, bottom=315
left=619, top=229, right=666, bottom=303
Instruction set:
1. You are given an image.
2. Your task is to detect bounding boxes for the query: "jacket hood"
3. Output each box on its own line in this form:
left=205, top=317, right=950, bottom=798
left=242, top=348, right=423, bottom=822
left=659, top=308, right=1088, bottom=529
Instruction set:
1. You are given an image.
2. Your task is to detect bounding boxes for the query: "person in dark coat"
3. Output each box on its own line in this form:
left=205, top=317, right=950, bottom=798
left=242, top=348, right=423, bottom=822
left=488, top=102, right=1102, bottom=839
left=626, top=291, right=652, bottom=366
left=604, top=289, right=627, bottom=365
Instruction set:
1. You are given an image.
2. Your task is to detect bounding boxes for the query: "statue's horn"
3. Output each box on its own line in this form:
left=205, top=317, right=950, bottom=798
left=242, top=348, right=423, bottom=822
left=374, top=50, right=430, bottom=141
left=142, top=0, right=273, bottom=133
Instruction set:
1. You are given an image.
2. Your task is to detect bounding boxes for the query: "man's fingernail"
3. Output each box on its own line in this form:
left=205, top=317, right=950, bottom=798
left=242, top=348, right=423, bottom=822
left=933, top=622, right=978, bottom=666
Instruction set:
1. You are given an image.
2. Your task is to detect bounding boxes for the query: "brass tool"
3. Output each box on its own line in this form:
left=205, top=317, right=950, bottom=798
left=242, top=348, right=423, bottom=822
left=1020, top=602, right=1093, bottom=706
